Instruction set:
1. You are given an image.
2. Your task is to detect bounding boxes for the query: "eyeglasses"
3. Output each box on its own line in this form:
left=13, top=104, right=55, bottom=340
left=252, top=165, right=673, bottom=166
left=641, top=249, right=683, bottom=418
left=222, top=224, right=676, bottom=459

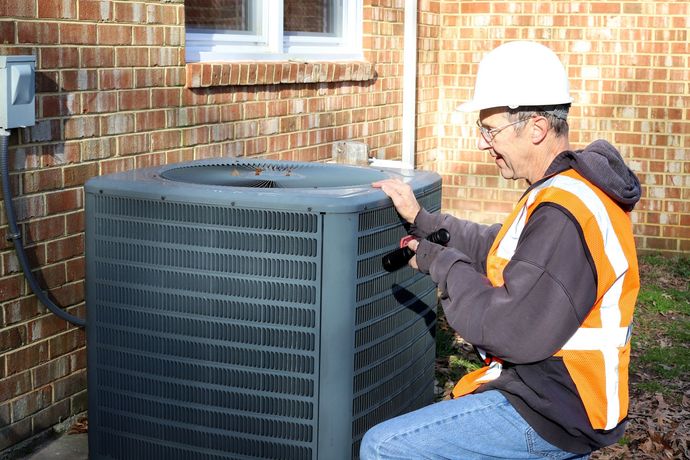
left=476, top=118, right=528, bottom=145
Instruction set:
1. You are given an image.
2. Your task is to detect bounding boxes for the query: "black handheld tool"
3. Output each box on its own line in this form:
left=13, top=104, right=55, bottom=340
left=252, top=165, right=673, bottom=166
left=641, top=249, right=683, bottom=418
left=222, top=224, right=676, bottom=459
left=382, top=228, right=450, bottom=272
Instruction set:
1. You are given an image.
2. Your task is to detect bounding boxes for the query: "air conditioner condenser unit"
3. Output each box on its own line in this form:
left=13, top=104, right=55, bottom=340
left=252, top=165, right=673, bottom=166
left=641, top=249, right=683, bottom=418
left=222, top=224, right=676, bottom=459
left=85, top=159, right=442, bottom=459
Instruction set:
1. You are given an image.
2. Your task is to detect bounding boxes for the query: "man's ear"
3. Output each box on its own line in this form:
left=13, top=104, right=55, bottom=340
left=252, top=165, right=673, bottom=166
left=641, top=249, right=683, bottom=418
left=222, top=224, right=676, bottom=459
left=531, top=116, right=549, bottom=144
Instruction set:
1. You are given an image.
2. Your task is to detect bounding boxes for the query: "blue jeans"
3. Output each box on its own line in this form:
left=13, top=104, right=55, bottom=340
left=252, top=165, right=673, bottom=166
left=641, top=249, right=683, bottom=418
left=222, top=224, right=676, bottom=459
left=360, top=390, right=590, bottom=459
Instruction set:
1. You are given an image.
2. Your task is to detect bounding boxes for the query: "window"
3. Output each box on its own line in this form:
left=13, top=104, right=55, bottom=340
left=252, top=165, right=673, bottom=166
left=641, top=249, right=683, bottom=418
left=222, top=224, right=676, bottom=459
left=185, top=0, right=363, bottom=62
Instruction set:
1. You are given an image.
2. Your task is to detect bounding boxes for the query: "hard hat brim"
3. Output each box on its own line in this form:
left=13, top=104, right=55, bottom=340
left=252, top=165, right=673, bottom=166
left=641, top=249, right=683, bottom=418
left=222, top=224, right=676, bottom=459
left=455, top=100, right=481, bottom=113
left=456, top=97, right=574, bottom=113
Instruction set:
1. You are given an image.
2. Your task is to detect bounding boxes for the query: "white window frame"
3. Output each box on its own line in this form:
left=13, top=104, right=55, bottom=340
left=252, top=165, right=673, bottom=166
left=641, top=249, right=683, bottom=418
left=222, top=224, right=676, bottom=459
left=186, top=1, right=363, bottom=63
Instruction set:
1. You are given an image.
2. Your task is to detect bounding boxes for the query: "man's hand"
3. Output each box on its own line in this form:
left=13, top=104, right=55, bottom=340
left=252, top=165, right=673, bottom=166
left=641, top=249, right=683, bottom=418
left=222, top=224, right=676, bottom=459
left=372, top=178, right=421, bottom=224
left=407, top=238, right=419, bottom=269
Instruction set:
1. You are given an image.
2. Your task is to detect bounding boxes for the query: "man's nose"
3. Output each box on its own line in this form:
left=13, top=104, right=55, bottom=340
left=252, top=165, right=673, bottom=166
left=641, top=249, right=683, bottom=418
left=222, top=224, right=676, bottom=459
left=477, top=135, right=492, bottom=151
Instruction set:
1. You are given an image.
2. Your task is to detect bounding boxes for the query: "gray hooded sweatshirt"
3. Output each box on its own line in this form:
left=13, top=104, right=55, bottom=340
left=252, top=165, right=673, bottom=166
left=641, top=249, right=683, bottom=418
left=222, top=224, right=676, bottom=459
left=412, top=140, right=641, bottom=454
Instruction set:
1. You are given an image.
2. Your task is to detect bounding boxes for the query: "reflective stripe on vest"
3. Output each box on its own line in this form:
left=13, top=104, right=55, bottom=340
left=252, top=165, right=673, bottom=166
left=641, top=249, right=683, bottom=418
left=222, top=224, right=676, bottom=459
left=452, top=169, right=638, bottom=431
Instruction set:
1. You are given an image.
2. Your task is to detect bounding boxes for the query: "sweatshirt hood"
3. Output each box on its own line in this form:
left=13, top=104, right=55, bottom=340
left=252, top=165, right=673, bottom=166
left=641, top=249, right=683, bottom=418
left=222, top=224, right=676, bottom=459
left=558, top=140, right=641, bottom=211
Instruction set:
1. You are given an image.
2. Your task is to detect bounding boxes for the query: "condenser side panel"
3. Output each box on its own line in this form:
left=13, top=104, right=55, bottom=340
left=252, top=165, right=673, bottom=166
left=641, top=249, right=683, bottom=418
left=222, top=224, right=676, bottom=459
left=350, top=184, right=443, bottom=458
left=86, top=193, right=323, bottom=460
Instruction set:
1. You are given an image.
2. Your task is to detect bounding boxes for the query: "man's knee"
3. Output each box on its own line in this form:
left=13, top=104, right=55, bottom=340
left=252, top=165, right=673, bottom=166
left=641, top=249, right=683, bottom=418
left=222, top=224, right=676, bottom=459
left=359, top=423, right=386, bottom=459
left=360, top=420, right=406, bottom=459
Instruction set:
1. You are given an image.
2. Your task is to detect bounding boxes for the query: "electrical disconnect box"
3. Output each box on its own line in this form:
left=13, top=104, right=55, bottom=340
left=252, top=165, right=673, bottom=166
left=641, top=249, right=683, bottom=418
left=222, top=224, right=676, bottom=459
left=0, top=55, right=36, bottom=129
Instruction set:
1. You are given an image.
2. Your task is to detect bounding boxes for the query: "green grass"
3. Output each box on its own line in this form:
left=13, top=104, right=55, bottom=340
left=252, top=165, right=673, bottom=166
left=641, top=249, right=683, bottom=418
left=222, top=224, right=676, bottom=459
left=636, top=286, right=690, bottom=314
left=638, top=346, right=690, bottom=378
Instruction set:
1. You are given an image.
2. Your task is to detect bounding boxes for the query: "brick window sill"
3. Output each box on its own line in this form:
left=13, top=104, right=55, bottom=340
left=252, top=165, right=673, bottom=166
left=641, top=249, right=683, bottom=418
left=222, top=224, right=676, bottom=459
left=185, top=61, right=376, bottom=88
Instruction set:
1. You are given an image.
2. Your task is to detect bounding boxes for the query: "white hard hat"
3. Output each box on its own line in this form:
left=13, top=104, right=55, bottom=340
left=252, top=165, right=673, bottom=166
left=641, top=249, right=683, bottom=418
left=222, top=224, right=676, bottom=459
left=457, top=41, right=573, bottom=112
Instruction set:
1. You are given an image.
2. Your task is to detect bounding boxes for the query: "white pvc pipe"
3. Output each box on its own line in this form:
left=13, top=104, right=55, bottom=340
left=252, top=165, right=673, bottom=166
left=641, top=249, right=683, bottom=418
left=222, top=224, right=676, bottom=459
left=401, top=0, right=417, bottom=170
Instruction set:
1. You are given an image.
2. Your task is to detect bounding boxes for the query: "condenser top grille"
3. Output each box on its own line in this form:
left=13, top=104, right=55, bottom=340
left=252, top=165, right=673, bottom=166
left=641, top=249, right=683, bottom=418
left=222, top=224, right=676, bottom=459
left=160, top=161, right=388, bottom=188
left=86, top=158, right=441, bottom=214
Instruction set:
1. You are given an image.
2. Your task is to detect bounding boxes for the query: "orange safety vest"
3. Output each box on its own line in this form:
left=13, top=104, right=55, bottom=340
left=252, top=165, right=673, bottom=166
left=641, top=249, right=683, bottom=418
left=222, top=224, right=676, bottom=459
left=452, top=169, right=639, bottom=431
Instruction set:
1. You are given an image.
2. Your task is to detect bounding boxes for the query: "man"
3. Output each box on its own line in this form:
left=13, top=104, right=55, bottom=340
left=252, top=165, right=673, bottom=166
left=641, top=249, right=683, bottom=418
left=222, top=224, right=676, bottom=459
left=361, top=41, right=641, bottom=459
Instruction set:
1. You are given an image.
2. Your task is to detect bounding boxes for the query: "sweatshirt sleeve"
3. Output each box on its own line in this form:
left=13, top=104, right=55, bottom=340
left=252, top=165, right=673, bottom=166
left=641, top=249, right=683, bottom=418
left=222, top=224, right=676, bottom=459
left=416, top=204, right=597, bottom=364
left=412, top=208, right=501, bottom=274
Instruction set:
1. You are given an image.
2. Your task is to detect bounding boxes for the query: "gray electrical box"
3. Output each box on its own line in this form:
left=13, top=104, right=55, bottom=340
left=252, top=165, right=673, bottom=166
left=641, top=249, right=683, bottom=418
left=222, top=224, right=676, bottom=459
left=0, top=55, right=36, bottom=129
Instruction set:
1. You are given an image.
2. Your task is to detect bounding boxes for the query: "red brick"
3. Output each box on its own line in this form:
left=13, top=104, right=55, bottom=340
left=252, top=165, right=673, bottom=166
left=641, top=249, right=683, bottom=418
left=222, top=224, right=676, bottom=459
left=22, top=119, right=61, bottom=144
left=22, top=242, right=47, bottom=267
left=160, top=4, right=179, bottom=25
left=50, top=328, right=86, bottom=359
left=97, top=24, right=132, bottom=45
left=61, top=69, right=98, bottom=91
left=181, top=87, right=207, bottom=105
left=3, top=297, right=43, bottom=326
left=165, top=66, right=185, bottom=86
left=119, top=89, right=151, bottom=111
left=54, top=369, right=86, bottom=401
left=32, top=355, right=70, bottom=387
left=0, top=1, right=35, bottom=17
left=35, top=263, right=67, bottom=290
left=100, top=157, right=135, bottom=175
left=99, top=68, right=134, bottom=90
left=66, top=349, right=85, bottom=373
left=38, top=0, right=77, bottom=18
left=0, top=21, right=14, bottom=43
left=133, top=25, right=165, bottom=45
left=118, top=133, right=150, bottom=156
left=646, top=237, right=678, bottom=251
left=115, top=47, right=149, bottom=67
left=48, top=282, right=84, bottom=307
left=65, top=211, right=84, bottom=235
left=150, top=130, right=181, bottom=151
left=100, top=113, right=135, bottom=136
left=60, top=23, right=96, bottom=45
left=40, top=93, right=80, bottom=117
left=114, top=1, right=146, bottom=22
left=78, top=0, right=113, bottom=21
left=80, top=137, right=116, bottom=161
left=24, top=216, right=64, bottom=244
left=0, top=371, right=31, bottom=401
left=81, top=47, right=114, bottom=68
left=151, top=88, right=181, bottom=107
left=129, top=152, right=162, bottom=169
left=150, top=47, right=184, bottom=67
left=17, top=22, right=59, bottom=44
left=33, top=399, right=70, bottom=433
left=164, top=107, right=193, bottom=129
left=64, top=116, right=99, bottom=140
left=46, top=235, right=84, bottom=264
left=45, top=189, right=83, bottom=214
left=0, top=325, right=27, bottom=353
left=135, top=68, right=166, bottom=88
left=40, top=46, right=81, bottom=70
left=22, top=169, right=63, bottom=194
left=35, top=70, right=59, bottom=92
left=182, top=126, right=209, bottom=146
left=0, top=418, right=32, bottom=451
left=66, top=257, right=85, bottom=282
left=146, top=3, right=165, bottom=24
left=71, top=389, right=88, bottom=414
left=6, top=342, right=49, bottom=376
left=11, top=386, right=52, bottom=420
left=135, top=110, right=166, bottom=132
left=0, top=275, right=24, bottom=302
left=244, top=138, right=267, bottom=156
left=80, top=91, right=117, bottom=115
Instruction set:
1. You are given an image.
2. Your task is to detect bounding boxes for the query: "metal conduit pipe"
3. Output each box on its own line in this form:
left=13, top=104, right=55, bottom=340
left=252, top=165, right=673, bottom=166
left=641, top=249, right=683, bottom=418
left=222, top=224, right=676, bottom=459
left=0, top=129, right=85, bottom=327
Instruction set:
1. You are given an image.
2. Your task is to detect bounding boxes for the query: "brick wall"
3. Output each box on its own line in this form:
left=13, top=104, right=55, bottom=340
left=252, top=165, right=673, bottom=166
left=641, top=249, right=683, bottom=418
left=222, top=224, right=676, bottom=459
left=0, top=0, right=687, bottom=454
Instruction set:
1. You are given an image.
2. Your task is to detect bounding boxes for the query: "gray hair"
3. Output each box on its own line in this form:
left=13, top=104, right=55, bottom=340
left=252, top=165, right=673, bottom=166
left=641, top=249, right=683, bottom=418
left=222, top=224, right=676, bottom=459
left=507, top=104, right=570, bottom=137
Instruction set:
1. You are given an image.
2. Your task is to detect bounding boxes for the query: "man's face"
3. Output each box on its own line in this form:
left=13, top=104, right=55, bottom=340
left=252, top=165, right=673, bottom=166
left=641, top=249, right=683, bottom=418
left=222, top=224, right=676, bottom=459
left=477, top=108, right=533, bottom=182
